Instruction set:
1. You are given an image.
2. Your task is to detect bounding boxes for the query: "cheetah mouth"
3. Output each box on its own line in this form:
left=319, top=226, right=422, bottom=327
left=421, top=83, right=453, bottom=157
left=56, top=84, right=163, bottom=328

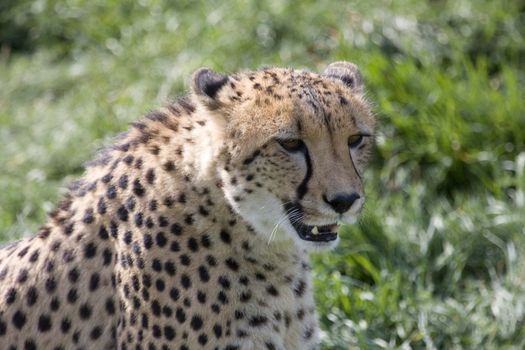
left=283, top=203, right=339, bottom=242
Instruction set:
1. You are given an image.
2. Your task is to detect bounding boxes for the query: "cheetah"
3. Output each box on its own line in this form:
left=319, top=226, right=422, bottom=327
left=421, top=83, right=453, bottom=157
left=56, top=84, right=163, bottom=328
left=0, top=61, right=375, bottom=349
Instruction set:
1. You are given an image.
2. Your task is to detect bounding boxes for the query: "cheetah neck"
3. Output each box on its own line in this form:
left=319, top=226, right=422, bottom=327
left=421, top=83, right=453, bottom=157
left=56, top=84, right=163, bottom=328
left=42, top=97, right=303, bottom=266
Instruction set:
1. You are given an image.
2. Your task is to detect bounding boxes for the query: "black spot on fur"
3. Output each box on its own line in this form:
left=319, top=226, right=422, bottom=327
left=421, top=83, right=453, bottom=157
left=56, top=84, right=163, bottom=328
left=243, top=150, right=261, bottom=165
left=117, top=206, right=129, bottom=222
left=12, top=310, right=27, bottom=329
left=38, top=314, right=52, bottom=332
left=220, top=230, right=231, bottom=244
left=84, top=242, right=97, bottom=259
left=225, top=258, right=239, bottom=271
left=26, top=286, right=38, bottom=306
left=170, top=223, right=182, bottom=236
left=248, top=315, right=268, bottom=327
left=132, top=179, right=145, bottom=197
left=190, top=315, right=203, bottom=331
left=146, top=169, right=156, bottom=184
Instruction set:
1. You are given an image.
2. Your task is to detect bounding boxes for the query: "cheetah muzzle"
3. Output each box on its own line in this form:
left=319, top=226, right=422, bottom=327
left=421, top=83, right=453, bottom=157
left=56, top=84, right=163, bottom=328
left=0, top=61, right=375, bottom=350
left=283, top=202, right=339, bottom=243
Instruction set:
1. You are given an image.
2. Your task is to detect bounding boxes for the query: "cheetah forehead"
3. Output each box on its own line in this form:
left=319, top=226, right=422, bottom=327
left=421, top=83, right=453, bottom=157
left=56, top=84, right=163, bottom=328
left=192, top=63, right=375, bottom=154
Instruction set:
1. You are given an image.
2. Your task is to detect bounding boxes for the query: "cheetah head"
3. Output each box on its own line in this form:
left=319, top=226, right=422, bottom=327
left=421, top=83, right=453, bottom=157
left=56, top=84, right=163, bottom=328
left=191, top=62, right=375, bottom=250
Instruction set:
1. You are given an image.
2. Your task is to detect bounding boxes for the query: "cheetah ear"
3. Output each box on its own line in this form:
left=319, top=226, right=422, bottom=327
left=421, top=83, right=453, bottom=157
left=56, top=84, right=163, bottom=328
left=191, top=68, right=229, bottom=110
left=323, top=61, right=364, bottom=94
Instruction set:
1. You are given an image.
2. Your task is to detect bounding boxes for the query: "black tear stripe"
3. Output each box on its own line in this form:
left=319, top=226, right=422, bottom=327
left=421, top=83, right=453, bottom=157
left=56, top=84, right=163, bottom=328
left=296, top=146, right=312, bottom=199
left=349, top=152, right=362, bottom=180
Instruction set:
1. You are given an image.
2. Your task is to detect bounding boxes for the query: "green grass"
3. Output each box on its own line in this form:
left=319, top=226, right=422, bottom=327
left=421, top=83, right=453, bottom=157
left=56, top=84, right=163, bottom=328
left=1, top=0, right=524, bottom=348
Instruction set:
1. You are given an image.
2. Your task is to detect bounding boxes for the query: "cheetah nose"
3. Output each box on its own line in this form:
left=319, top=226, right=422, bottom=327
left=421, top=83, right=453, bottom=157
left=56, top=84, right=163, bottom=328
left=323, top=192, right=360, bottom=214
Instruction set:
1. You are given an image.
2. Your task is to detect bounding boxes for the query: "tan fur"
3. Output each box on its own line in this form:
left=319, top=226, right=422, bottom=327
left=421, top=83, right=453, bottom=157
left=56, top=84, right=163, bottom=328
left=0, top=62, right=375, bottom=350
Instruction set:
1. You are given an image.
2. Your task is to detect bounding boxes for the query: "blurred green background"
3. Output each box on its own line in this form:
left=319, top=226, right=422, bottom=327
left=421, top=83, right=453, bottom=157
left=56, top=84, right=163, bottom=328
left=1, top=0, right=524, bottom=348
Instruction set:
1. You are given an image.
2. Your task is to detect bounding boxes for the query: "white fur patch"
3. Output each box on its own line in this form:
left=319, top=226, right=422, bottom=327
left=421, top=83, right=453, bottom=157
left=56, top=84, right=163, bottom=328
left=220, top=169, right=342, bottom=251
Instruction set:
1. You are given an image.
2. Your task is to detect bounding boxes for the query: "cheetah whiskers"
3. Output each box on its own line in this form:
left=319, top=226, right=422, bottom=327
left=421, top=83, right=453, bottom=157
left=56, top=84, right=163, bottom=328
left=266, top=201, right=299, bottom=245
left=267, top=213, right=291, bottom=245
left=267, top=203, right=302, bottom=245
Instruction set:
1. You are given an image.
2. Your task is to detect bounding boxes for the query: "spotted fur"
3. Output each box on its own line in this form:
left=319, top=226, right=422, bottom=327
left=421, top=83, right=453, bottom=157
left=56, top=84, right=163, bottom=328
left=0, top=62, right=375, bottom=349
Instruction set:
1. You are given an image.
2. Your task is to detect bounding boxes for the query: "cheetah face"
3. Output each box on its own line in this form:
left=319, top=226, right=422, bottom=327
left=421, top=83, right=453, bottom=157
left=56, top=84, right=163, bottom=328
left=192, top=62, right=375, bottom=250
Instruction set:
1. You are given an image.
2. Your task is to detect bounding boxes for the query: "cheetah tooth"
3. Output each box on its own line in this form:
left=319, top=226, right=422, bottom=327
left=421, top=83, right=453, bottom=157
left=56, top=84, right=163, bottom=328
left=311, top=226, right=319, bottom=235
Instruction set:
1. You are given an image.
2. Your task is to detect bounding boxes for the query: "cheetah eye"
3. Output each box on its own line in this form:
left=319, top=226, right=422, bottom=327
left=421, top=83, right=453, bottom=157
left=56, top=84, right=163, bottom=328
left=348, top=134, right=364, bottom=149
left=277, top=138, right=305, bottom=153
